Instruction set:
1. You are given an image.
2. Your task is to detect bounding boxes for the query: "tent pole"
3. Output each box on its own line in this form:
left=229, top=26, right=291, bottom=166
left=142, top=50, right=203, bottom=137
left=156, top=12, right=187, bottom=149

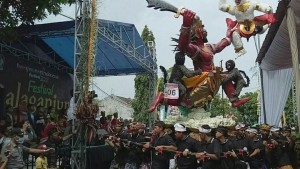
left=260, top=68, right=267, bottom=124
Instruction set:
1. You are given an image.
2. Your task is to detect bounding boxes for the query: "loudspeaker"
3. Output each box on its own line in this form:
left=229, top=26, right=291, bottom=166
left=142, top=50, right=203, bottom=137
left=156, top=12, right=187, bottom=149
left=0, top=86, right=5, bottom=120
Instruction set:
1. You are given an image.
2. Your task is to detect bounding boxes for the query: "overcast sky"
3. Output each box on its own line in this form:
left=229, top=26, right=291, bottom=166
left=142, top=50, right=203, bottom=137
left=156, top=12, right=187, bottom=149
left=39, top=0, right=279, bottom=99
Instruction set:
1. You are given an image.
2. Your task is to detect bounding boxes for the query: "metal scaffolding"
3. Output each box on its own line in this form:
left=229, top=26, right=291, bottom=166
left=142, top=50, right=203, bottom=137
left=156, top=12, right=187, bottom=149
left=98, top=24, right=157, bottom=74
left=71, top=1, right=157, bottom=169
left=71, top=0, right=91, bottom=168
left=0, top=41, right=72, bottom=73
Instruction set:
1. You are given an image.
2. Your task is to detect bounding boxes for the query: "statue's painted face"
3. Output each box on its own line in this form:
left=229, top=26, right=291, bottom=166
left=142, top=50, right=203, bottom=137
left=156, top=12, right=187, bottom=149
left=195, top=27, right=208, bottom=43
left=225, top=60, right=235, bottom=71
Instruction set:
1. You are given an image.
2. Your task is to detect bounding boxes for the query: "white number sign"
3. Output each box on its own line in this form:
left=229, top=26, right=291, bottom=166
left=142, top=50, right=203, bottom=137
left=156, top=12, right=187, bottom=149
left=165, top=83, right=179, bottom=99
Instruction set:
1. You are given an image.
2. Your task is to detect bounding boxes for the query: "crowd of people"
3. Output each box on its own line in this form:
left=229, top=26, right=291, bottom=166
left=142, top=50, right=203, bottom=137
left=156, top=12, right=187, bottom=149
left=0, top=100, right=298, bottom=169
left=104, top=120, right=298, bottom=169
left=0, top=101, right=74, bottom=169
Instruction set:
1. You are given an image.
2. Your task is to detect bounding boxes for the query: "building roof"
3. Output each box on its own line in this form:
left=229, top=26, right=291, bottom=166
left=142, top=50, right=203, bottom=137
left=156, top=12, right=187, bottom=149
left=101, top=94, right=132, bottom=106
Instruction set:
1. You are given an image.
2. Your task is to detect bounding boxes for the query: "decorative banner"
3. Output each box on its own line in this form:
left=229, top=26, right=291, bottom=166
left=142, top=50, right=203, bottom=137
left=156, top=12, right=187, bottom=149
left=0, top=54, right=73, bottom=111
left=164, top=83, right=179, bottom=99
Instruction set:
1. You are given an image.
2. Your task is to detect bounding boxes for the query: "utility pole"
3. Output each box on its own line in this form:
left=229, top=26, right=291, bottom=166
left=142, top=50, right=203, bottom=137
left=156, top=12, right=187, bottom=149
left=220, top=60, right=225, bottom=117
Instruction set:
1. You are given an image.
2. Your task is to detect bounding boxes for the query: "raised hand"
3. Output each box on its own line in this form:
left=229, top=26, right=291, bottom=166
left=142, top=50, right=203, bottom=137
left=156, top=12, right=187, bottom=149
left=182, top=9, right=196, bottom=27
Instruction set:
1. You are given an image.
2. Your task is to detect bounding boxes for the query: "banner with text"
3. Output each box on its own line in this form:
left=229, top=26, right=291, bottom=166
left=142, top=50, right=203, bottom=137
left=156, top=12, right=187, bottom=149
left=0, top=54, right=73, bottom=111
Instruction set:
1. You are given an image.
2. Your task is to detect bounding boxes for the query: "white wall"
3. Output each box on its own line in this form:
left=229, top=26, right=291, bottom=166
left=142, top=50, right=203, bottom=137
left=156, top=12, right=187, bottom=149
left=99, top=96, right=133, bottom=120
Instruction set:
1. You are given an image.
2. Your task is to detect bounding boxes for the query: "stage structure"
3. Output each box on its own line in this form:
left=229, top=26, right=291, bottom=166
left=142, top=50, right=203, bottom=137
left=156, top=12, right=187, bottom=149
left=1, top=0, right=157, bottom=167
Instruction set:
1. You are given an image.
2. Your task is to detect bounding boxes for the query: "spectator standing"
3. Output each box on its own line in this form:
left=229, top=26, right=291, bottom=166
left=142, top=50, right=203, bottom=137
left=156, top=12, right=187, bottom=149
left=35, top=106, right=46, bottom=138
left=35, top=144, right=48, bottom=169
left=66, top=90, right=75, bottom=124
left=3, top=128, right=52, bottom=169
left=13, top=101, right=27, bottom=127
left=111, top=113, right=119, bottom=130
left=99, top=111, right=107, bottom=129
left=26, top=104, right=37, bottom=131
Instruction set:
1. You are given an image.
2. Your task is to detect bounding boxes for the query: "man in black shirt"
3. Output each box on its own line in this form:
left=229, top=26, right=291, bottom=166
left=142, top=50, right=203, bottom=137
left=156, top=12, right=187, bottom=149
left=259, top=124, right=272, bottom=168
left=174, top=123, right=199, bottom=169
left=124, top=123, right=146, bottom=169
left=266, top=127, right=293, bottom=169
left=106, top=122, right=128, bottom=169
left=196, top=125, right=221, bottom=169
left=246, top=128, right=264, bottom=169
left=44, top=128, right=61, bottom=169
left=231, top=123, right=254, bottom=169
left=143, top=121, right=177, bottom=169
left=215, top=126, right=235, bottom=169
left=283, top=126, right=298, bottom=169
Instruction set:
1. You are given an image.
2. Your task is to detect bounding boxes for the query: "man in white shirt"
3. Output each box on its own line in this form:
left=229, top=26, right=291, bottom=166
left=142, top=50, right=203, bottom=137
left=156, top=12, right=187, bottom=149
left=66, top=90, right=75, bottom=136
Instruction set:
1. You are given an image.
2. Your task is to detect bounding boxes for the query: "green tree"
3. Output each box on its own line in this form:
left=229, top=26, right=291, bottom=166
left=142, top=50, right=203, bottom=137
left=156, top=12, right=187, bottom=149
left=131, top=74, right=151, bottom=122
left=209, top=93, right=243, bottom=122
left=141, top=25, right=155, bottom=44
left=236, top=92, right=259, bottom=125
left=131, top=25, right=156, bottom=123
left=0, top=0, right=74, bottom=38
left=284, top=89, right=297, bottom=127
left=210, top=94, right=232, bottom=117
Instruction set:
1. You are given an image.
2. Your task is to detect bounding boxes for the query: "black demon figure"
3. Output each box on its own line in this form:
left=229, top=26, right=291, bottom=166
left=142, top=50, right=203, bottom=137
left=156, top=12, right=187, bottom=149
left=148, top=52, right=202, bottom=112
left=221, top=60, right=250, bottom=107
left=169, top=52, right=202, bottom=104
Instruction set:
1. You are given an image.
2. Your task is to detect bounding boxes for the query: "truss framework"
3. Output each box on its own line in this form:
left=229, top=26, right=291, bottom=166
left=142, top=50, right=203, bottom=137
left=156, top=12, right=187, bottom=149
left=98, top=24, right=157, bottom=74
left=71, top=0, right=91, bottom=168
left=0, top=41, right=72, bottom=73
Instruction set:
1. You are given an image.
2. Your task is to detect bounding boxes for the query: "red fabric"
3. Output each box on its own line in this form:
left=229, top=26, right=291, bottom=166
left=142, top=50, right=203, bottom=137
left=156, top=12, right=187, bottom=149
left=222, top=80, right=236, bottom=99
left=111, top=119, right=119, bottom=128
left=41, top=123, right=56, bottom=138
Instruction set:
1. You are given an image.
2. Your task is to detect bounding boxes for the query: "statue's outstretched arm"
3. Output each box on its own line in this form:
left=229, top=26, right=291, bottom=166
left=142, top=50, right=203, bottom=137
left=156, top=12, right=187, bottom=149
left=219, top=0, right=236, bottom=15
left=254, top=2, right=273, bottom=14
left=211, top=37, right=231, bottom=54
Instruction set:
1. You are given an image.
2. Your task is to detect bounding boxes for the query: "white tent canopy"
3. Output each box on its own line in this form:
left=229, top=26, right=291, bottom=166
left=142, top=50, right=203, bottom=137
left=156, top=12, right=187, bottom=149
left=260, top=0, right=300, bottom=126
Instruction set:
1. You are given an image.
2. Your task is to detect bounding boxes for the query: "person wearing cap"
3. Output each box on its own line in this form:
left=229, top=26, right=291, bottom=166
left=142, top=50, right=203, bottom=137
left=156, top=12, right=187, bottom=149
left=196, top=125, right=221, bottom=169
left=266, top=127, right=293, bottom=169
left=215, top=126, right=235, bottom=169
left=35, top=144, right=48, bottom=169
left=246, top=128, right=264, bottom=169
left=259, top=124, right=271, bottom=141
left=173, top=123, right=199, bottom=169
left=143, top=121, right=177, bottom=169
left=3, top=128, right=53, bottom=169
left=258, top=124, right=272, bottom=168
left=232, top=123, right=255, bottom=151
left=231, top=123, right=256, bottom=169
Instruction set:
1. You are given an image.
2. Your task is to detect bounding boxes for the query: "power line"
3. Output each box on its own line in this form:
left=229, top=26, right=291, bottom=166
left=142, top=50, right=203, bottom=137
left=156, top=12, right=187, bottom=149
left=91, top=82, right=131, bottom=106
